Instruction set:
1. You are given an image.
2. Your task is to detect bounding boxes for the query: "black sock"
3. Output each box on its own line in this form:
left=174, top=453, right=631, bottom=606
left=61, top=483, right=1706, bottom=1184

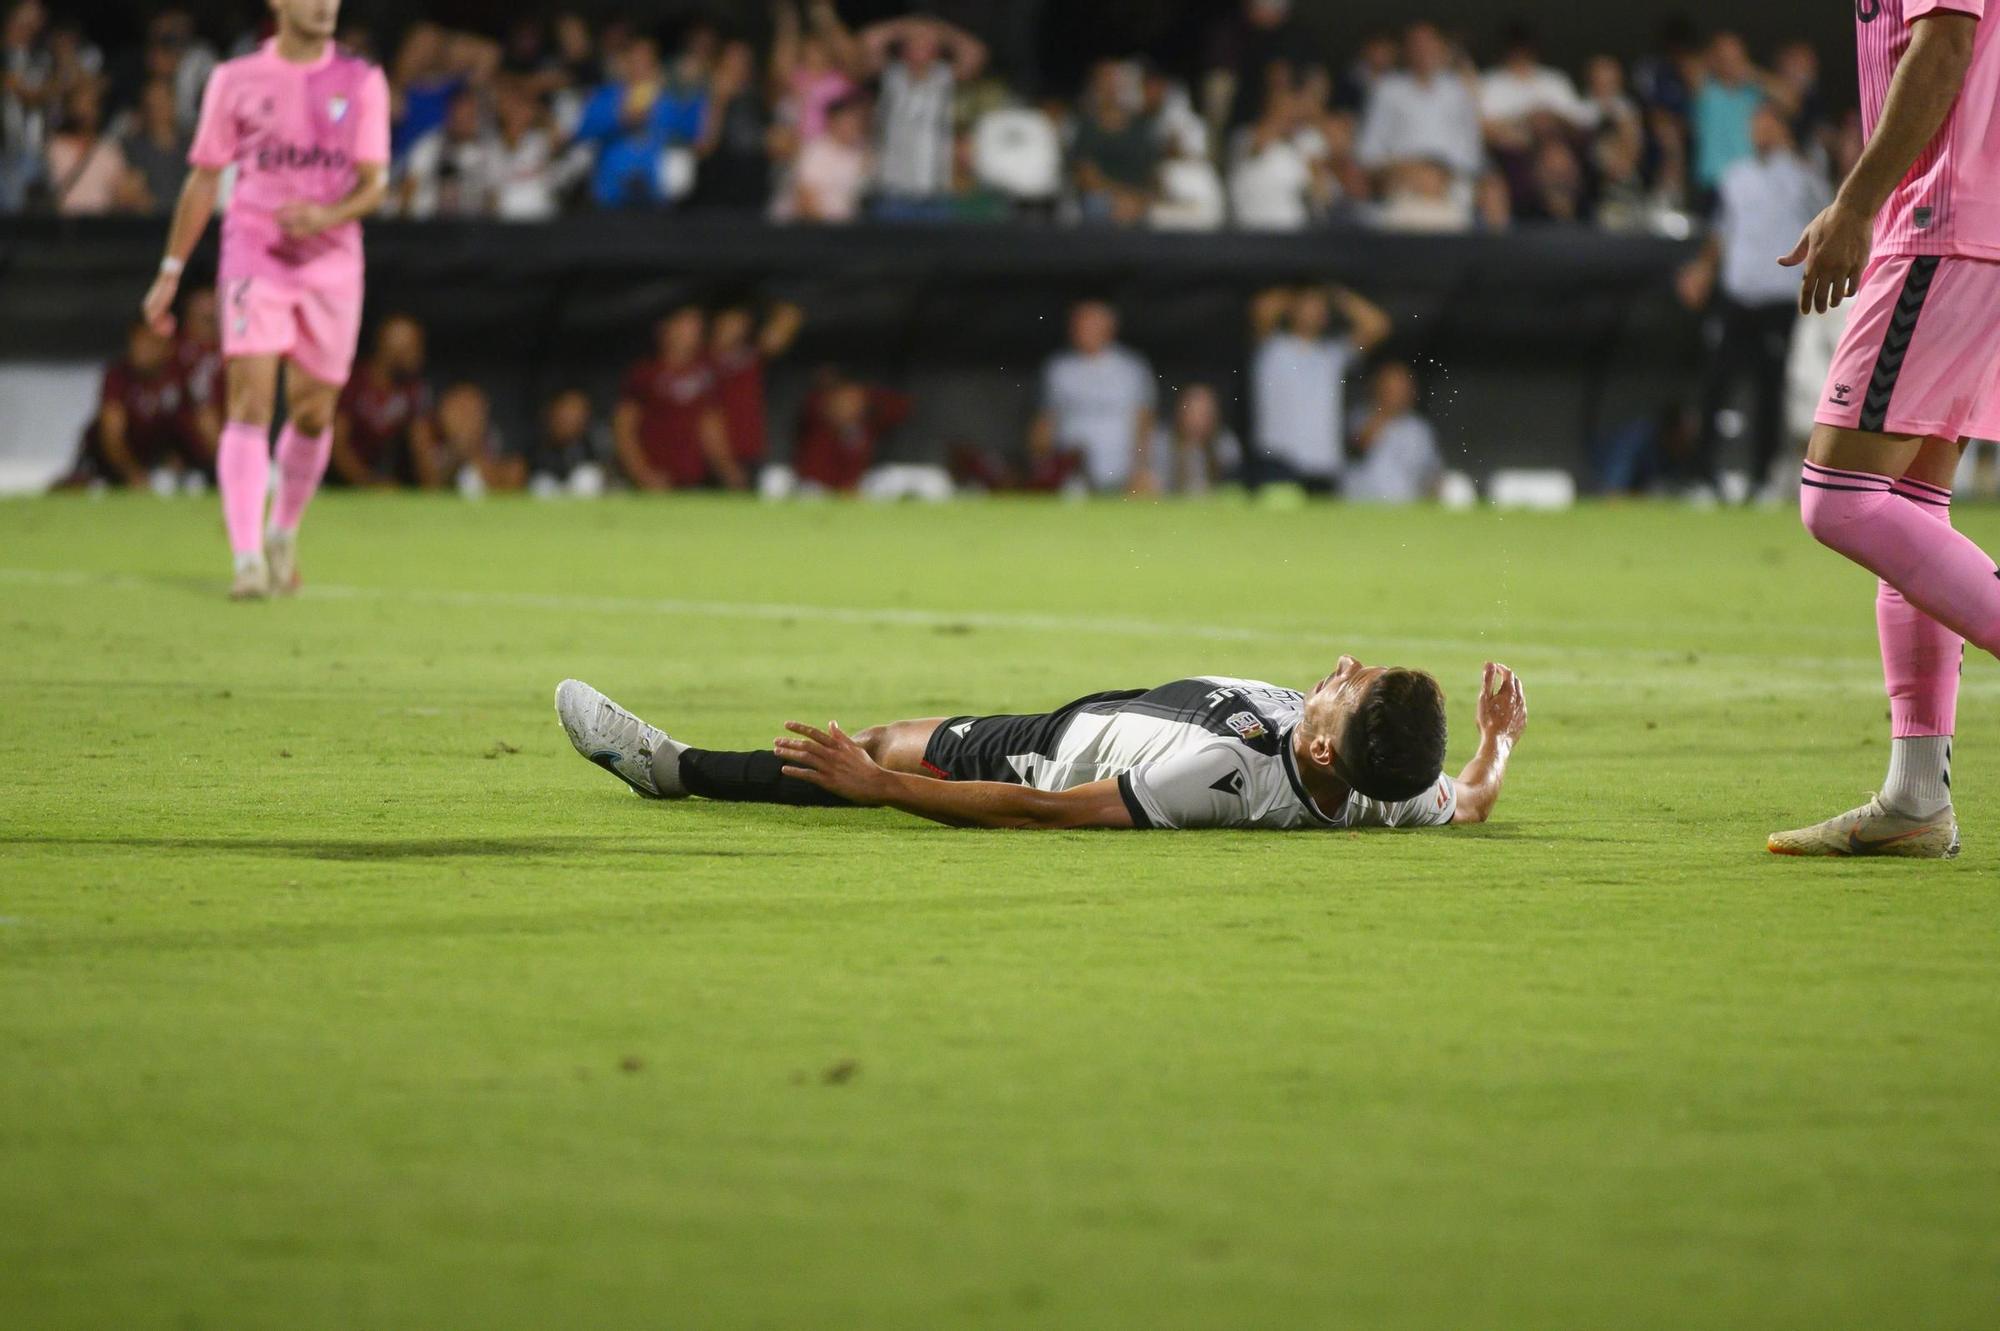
left=678, top=749, right=854, bottom=807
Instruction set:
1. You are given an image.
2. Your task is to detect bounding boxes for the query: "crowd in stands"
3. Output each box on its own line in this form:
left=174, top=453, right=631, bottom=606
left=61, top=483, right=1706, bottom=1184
left=4, top=0, right=1844, bottom=235
left=64, top=283, right=1442, bottom=503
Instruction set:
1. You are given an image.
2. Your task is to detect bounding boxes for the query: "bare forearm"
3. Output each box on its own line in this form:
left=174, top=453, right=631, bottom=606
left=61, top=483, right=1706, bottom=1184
left=873, top=772, right=1097, bottom=829
left=1838, top=17, right=1974, bottom=218
left=1452, top=734, right=1514, bottom=824
left=324, top=165, right=389, bottom=227
left=161, top=170, right=220, bottom=265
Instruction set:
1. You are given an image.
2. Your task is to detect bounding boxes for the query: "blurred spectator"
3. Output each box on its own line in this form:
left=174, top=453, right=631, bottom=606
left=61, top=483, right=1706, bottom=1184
left=45, top=82, right=129, bottom=214
left=400, top=87, right=493, bottom=218
left=1479, top=24, right=1595, bottom=153
left=1072, top=60, right=1157, bottom=226
left=1357, top=23, right=1482, bottom=186
left=118, top=78, right=187, bottom=214
left=390, top=23, right=498, bottom=161
left=57, top=321, right=199, bottom=491
left=710, top=300, right=804, bottom=480
left=1473, top=168, right=1514, bottom=232
left=1250, top=284, right=1392, bottom=491
left=971, top=100, right=1063, bottom=208
left=488, top=78, right=577, bottom=221
left=1338, top=32, right=1400, bottom=114
left=1520, top=137, right=1589, bottom=224
left=529, top=388, right=609, bottom=496
left=857, top=14, right=985, bottom=209
left=774, top=91, right=871, bottom=222
left=1029, top=300, right=1158, bottom=493
left=1228, top=84, right=1321, bottom=231
left=691, top=39, right=774, bottom=211
left=571, top=31, right=705, bottom=208
left=1152, top=383, right=1242, bottom=494
left=172, top=287, right=222, bottom=464
left=139, top=9, right=216, bottom=133
left=772, top=0, right=860, bottom=145
left=1152, top=124, right=1225, bottom=230
left=1691, top=32, right=1766, bottom=198
left=1142, top=60, right=1207, bottom=161
left=1374, top=158, right=1473, bottom=233
left=1679, top=104, right=1828, bottom=499
left=1, top=0, right=51, bottom=210
left=1770, top=41, right=1827, bottom=161
left=1203, top=0, right=1309, bottom=131
left=333, top=316, right=441, bottom=488
left=1344, top=361, right=1443, bottom=503
left=793, top=367, right=914, bottom=492
left=437, top=382, right=524, bottom=495
left=615, top=307, right=744, bottom=491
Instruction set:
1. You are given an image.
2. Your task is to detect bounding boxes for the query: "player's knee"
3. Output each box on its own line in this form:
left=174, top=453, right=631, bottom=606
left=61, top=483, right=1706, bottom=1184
left=289, top=404, right=333, bottom=436
left=1799, top=477, right=1886, bottom=553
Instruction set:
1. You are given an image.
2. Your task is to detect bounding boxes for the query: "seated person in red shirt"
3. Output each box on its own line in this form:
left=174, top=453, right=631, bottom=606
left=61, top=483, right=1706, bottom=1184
left=58, top=321, right=204, bottom=490
left=172, top=288, right=224, bottom=475
left=709, top=299, right=804, bottom=482
left=614, top=306, right=745, bottom=491
left=792, top=367, right=913, bottom=493
left=331, top=315, right=444, bottom=488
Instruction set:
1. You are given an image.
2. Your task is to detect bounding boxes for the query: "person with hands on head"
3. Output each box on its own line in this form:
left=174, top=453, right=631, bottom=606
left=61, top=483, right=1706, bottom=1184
left=554, top=657, right=1527, bottom=833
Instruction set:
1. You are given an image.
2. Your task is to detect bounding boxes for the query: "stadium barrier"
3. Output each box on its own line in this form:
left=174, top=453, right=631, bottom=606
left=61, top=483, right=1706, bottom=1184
left=0, top=217, right=1701, bottom=481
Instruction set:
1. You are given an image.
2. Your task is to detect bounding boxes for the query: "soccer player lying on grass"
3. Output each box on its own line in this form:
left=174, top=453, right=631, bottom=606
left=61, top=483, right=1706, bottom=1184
left=554, top=659, right=1525, bottom=830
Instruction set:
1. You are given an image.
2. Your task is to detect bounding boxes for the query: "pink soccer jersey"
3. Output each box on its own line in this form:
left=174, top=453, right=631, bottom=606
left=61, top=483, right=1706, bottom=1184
left=188, top=40, right=390, bottom=288
left=1858, top=0, right=2000, bottom=258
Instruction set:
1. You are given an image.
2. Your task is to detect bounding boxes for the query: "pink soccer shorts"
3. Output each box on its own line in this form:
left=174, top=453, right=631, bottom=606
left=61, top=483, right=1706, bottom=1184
left=1817, top=253, right=2000, bottom=442
left=218, top=275, right=364, bottom=387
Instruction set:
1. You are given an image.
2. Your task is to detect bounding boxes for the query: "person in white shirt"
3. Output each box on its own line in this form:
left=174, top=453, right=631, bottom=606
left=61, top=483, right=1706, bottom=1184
left=1228, top=84, right=1325, bottom=230
left=855, top=14, right=985, bottom=205
left=1478, top=24, right=1596, bottom=153
left=1676, top=105, right=1830, bottom=499
left=1249, top=283, right=1393, bottom=491
left=774, top=92, right=873, bottom=223
left=1030, top=300, right=1159, bottom=493
left=400, top=87, right=495, bottom=219
left=1356, top=22, right=1482, bottom=184
left=1345, top=361, right=1444, bottom=503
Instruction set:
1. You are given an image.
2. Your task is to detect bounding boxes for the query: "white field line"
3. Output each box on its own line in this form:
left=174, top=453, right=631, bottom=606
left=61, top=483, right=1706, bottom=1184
left=0, top=564, right=1975, bottom=694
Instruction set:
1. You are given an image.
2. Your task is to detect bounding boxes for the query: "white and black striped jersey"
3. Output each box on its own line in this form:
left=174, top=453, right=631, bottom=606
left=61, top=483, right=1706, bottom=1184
left=942, top=677, right=1457, bottom=832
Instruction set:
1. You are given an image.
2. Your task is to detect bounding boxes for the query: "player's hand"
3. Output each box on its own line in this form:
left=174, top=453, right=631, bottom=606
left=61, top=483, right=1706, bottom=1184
left=1475, top=662, right=1526, bottom=747
left=1780, top=199, right=1872, bottom=316
left=276, top=201, right=339, bottom=239
left=776, top=721, right=889, bottom=803
left=141, top=271, right=181, bottom=337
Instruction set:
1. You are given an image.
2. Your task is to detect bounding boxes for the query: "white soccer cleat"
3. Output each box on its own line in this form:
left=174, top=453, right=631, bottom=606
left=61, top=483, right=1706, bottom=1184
left=229, top=556, right=270, bottom=601
left=1767, top=794, right=1961, bottom=860
left=554, top=679, right=687, bottom=799
left=265, top=529, right=300, bottom=596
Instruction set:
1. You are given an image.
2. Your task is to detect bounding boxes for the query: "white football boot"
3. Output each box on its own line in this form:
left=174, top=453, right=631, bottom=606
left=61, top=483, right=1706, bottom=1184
left=1767, top=794, right=1961, bottom=860
left=554, top=679, right=687, bottom=798
left=229, top=555, right=270, bottom=601
left=265, top=529, right=300, bottom=596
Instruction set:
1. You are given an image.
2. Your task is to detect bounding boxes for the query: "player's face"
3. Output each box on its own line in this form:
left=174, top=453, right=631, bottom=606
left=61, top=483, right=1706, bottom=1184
left=1304, top=656, right=1390, bottom=741
left=1291, top=291, right=1330, bottom=337
left=272, top=0, right=341, bottom=42
left=711, top=309, right=751, bottom=352
left=1071, top=304, right=1115, bottom=354
left=379, top=320, right=425, bottom=375
left=130, top=325, right=170, bottom=373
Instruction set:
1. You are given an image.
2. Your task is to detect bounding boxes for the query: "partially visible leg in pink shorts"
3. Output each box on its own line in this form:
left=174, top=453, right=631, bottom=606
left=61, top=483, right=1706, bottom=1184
left=218, top=275, right=364, bottom=388
left=1816, top=254, right=2000, bottom=441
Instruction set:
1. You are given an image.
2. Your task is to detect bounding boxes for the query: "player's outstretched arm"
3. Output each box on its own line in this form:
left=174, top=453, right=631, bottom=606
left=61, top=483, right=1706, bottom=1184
left=141, top=166, right=222, bottom=336
left=776, top=722, right=1136, bottom=829
left=1780, top=13, right=1975, bottom=314
left=1451, top=662, right=1526, bottom=825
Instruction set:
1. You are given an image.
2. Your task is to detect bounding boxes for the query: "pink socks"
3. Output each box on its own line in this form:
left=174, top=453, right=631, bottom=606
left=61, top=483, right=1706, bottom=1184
left=270, top=424, right=332, bottom=534
left=216, top=421, right=270, bottom=558
left=1872, top=475, right=1964, bottom=738
left=1801, top=461, right=2000, bottom=660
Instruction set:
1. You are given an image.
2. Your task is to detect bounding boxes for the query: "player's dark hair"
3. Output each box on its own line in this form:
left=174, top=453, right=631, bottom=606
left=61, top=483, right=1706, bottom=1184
left=1334, top=669, right=1448, bottom=803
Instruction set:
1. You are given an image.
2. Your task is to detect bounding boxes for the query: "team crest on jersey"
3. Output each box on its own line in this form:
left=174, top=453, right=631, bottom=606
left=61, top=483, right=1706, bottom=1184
left=329, top=96, right=350, bottom=123
left=1225, top=711, right=1266, bottom=741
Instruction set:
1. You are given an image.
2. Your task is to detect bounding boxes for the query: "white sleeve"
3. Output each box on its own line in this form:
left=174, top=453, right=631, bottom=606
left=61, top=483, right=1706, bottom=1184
left=1120, top=741, right=1255, bottom=830
left=1385, top=773, right=1458, bottom=828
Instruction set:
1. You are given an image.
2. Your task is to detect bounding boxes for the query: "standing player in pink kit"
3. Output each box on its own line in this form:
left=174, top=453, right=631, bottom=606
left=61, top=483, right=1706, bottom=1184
left=1771, top=3, right=2000, bottom=858
left=140, top=0, right=389, bottom=600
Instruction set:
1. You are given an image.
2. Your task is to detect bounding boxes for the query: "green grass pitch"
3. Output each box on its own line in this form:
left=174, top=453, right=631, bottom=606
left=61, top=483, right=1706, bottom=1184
left=4, top=494, right=1999, bottom=1329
